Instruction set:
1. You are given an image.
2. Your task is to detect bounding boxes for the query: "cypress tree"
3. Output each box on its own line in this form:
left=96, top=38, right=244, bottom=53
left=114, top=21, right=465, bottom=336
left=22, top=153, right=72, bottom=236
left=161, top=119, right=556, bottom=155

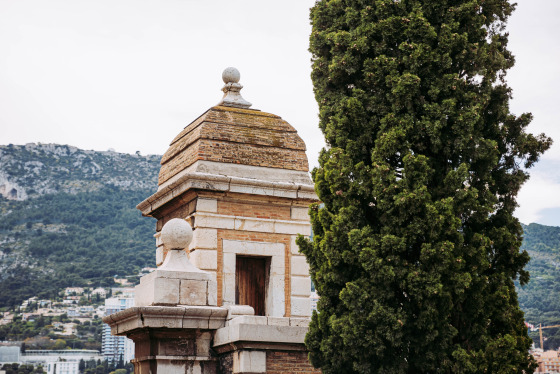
left=298, top=0, right=552, bottom=373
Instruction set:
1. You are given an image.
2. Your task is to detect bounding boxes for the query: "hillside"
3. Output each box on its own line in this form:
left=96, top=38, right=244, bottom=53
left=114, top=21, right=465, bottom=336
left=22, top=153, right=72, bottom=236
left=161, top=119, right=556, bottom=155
left=0, top=143, right=559, bottom=350
left=0, top=143, right=160, bottom=307
left=518, top=223, right=560, bottom=350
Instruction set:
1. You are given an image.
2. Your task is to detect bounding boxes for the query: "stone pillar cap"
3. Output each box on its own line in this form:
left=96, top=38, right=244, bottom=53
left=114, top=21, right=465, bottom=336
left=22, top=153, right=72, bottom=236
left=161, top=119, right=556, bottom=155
left=161, top=218, right=192, bottom=250
left=218, top=67, right=252, bottom=109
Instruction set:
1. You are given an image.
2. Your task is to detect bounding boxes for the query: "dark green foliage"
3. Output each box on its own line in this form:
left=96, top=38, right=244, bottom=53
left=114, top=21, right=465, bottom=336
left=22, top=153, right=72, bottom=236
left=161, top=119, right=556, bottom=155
left=0, top=314, right=105, bottom=350
left=0, top=363, right=45, bottom=374
left=0, top=187, right=155, bottom=307
left=300, top=0, right=551, bottom=372
left=0, top=143, right=160, bottom=308
left=80, top=359, right=133, bottom=374
left=517, top=223, right=560, bottom=350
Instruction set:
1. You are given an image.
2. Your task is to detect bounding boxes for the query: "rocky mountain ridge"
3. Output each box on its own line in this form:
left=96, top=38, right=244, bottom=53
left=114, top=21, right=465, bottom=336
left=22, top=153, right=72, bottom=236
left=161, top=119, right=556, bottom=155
left=0, top=143, right=160, bottom=307
left=0, top=143, right=160, bottom=200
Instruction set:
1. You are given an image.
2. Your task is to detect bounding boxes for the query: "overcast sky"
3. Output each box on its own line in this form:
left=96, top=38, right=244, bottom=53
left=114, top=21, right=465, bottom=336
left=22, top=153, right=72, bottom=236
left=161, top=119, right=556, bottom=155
left=0, top=0, right=558, bottom=226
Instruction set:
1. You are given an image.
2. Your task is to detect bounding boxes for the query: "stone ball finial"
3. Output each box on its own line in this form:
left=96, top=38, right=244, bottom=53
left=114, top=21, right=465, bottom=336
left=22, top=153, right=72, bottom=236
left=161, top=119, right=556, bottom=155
left=161, top=218, right=193, bottom=250
left=222, top=67, right=241, bottom=84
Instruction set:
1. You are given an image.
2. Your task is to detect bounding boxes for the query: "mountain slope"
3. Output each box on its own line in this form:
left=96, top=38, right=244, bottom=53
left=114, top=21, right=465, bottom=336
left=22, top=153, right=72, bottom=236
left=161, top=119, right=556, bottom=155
left=518, top=223, right=560, bottom=349
left=0, top=143, right=159, bottom=307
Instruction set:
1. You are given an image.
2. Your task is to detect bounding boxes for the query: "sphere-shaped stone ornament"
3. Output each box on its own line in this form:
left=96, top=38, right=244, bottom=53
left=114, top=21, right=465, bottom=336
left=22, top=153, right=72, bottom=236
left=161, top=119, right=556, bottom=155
left=222, top=67, right=241, bottom=83
left=161, top=218, right=193, bottom=250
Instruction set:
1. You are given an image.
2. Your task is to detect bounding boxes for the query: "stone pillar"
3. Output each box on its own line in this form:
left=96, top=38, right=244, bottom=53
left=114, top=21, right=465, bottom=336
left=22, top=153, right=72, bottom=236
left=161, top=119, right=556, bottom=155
left=104, top=218, right=227, bottom=374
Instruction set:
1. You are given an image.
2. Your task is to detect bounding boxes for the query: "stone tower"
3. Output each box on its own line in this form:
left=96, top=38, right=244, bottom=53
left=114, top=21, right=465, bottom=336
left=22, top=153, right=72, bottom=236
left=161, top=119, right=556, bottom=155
left=137, top=67, right=317, bottom=318
left=104, top=68, right=321, bottom=374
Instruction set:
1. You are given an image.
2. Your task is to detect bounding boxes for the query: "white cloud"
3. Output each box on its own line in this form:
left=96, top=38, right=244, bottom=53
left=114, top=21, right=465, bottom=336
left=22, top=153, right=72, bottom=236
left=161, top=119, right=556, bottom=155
left=516, top=171, right=560, bottom=225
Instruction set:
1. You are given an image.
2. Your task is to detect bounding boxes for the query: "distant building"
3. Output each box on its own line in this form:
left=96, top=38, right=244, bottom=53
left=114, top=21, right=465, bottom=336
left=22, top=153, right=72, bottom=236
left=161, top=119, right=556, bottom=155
left=38, top=300, right=52, bottom=308
left=113, top=278, right=130, bottom=286
left=64, top=287, right=84, bottom=296
left=45, top=360, right=78, bottom=374
left=536, top=350, right=560, bottom=373
left=0, top=346, right=20, bottom=364
left=22, top=349, right=102, bottom=374
left=102, top=297, right=134, bottom=363
left=91, top=288, right=107, bottom=298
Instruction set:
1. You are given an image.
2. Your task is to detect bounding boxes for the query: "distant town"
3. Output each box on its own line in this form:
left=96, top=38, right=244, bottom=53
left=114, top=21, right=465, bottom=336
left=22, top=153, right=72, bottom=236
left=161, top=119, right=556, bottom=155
left=0, top=270, right=154, bottom=374
left=0, top=273, right=558, bottom=373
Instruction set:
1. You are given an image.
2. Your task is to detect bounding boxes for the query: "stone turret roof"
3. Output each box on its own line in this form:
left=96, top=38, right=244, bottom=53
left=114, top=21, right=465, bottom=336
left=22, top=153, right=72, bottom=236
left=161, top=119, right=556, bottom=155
left=137, top=68, right=316, bottom=216
left=158, top=104, right=309, bottom=187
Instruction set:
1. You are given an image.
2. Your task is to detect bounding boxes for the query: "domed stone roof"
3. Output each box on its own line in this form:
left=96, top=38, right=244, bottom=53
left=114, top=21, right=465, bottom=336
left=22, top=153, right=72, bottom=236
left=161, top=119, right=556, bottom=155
left=158, top=105, right=309, bottom=187
left=138, top=68, right=316, bottom=218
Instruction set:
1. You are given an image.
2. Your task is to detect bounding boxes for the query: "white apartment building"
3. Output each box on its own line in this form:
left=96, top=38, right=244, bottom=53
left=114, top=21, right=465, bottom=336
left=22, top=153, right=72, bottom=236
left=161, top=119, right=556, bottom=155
left=102, top=296, right=134, bottom=363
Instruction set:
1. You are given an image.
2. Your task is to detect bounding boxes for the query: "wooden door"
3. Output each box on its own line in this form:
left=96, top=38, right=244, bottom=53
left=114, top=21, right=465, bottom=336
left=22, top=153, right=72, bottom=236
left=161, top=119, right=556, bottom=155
left=236, top=256, right=267, bottom=316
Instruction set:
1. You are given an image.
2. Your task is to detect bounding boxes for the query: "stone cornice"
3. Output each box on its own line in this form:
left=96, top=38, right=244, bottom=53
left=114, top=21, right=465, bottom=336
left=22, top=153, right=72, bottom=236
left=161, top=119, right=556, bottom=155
left=137, top=171, right=317, bottom=217
left=213, top=316, right=309, bottom=348
left=102, top=306, right=228, bottom=335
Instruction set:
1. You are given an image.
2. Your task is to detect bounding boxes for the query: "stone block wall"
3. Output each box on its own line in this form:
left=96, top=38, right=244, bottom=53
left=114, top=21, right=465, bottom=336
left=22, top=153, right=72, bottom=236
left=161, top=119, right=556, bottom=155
left=266, top=351, right=322, bottom=374
left=149, top=190, right=312, bottom=318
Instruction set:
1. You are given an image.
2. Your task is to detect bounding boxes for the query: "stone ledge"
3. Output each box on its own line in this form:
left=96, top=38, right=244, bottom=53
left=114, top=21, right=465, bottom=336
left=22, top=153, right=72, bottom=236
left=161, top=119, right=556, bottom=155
left=103, top=306, right=228, bottom=335
left=225, top=316, right=309, bottom=328
left=213, top=342, right=308, bottom=355
left=213, top=321, right=308, bottom=348
left=194, top=212, right=311, bottom=236
left=137, top=170, right=317, bottom=217
left=132, top=355, right=218, bottom=363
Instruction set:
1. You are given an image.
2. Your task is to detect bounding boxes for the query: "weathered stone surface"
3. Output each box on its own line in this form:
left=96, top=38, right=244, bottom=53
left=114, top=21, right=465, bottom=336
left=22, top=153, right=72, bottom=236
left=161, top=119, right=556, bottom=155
left=233, top=350, right=266, bottom=373
left=196, top=198, right=218, bottom=213
left=190, top=249, right=218, bottom=270
left=291, top=276, right=311, bottom=297
left=179, top=280, right=208, bottom=306
left=126, top=72, right=321, bottom=374
left=190, top=228, right=218, bottom=250
left=161, top=218, right=193, bottom=250
left=291, top=206, right=310, bottom=221
left=103, top=305, right=228, bottom=334
left=135, top=276, right=180, bottom=307
left=290, top=297, right=312, bottom=318
left=158, top=106, right=309, bottom=186
left=291, top=255, right=310, bottom=276
left=213, top=322, right=308, bottom=347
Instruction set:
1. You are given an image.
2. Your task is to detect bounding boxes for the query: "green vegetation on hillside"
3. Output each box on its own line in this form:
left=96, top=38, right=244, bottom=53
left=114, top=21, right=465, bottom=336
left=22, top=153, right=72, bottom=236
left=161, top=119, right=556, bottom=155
left=0, top=187, right=155, bottom=307
left=0, top=363, right=45, bottom=374
left=517, top=223, right=560, bottom=350
left=0, top=143, right=160, bottom=308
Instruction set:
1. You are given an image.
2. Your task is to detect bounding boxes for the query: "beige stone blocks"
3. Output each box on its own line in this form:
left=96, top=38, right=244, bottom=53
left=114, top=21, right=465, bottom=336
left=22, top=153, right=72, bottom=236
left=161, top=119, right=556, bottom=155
left=234, top=218, right=273, bottom=232
left=233, top=351, right=266, bottom=373
left=135, top=269, right=217, bottom=307
left=291, top=276, right=311, bottom=297
left=193, top=212, right=311, bottom=236
left=222, top=239, right=286, bottom=316
left=196, top=198, right=217, bottom=213
left=189, top=249, right=217, bottom=270
left=136, top=276, right=180, bottom=306
left=179, top=280, right=208, bottom=305
left=213, top=319, right=308, bottom=346
left=290, top=235, right=301, bottom=255
left=195, top=213, right=235, bottom=230
left=222, top=272, right=236, bottom=306
left=291, top=255, right=310, bottom=276
left=291, top=296, right=311, bottom=318
left=190, top=228, right=218, bottom=250
left=291, top=206, right=310, bottom=221
left=223, top=240, right=284, bottom=255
